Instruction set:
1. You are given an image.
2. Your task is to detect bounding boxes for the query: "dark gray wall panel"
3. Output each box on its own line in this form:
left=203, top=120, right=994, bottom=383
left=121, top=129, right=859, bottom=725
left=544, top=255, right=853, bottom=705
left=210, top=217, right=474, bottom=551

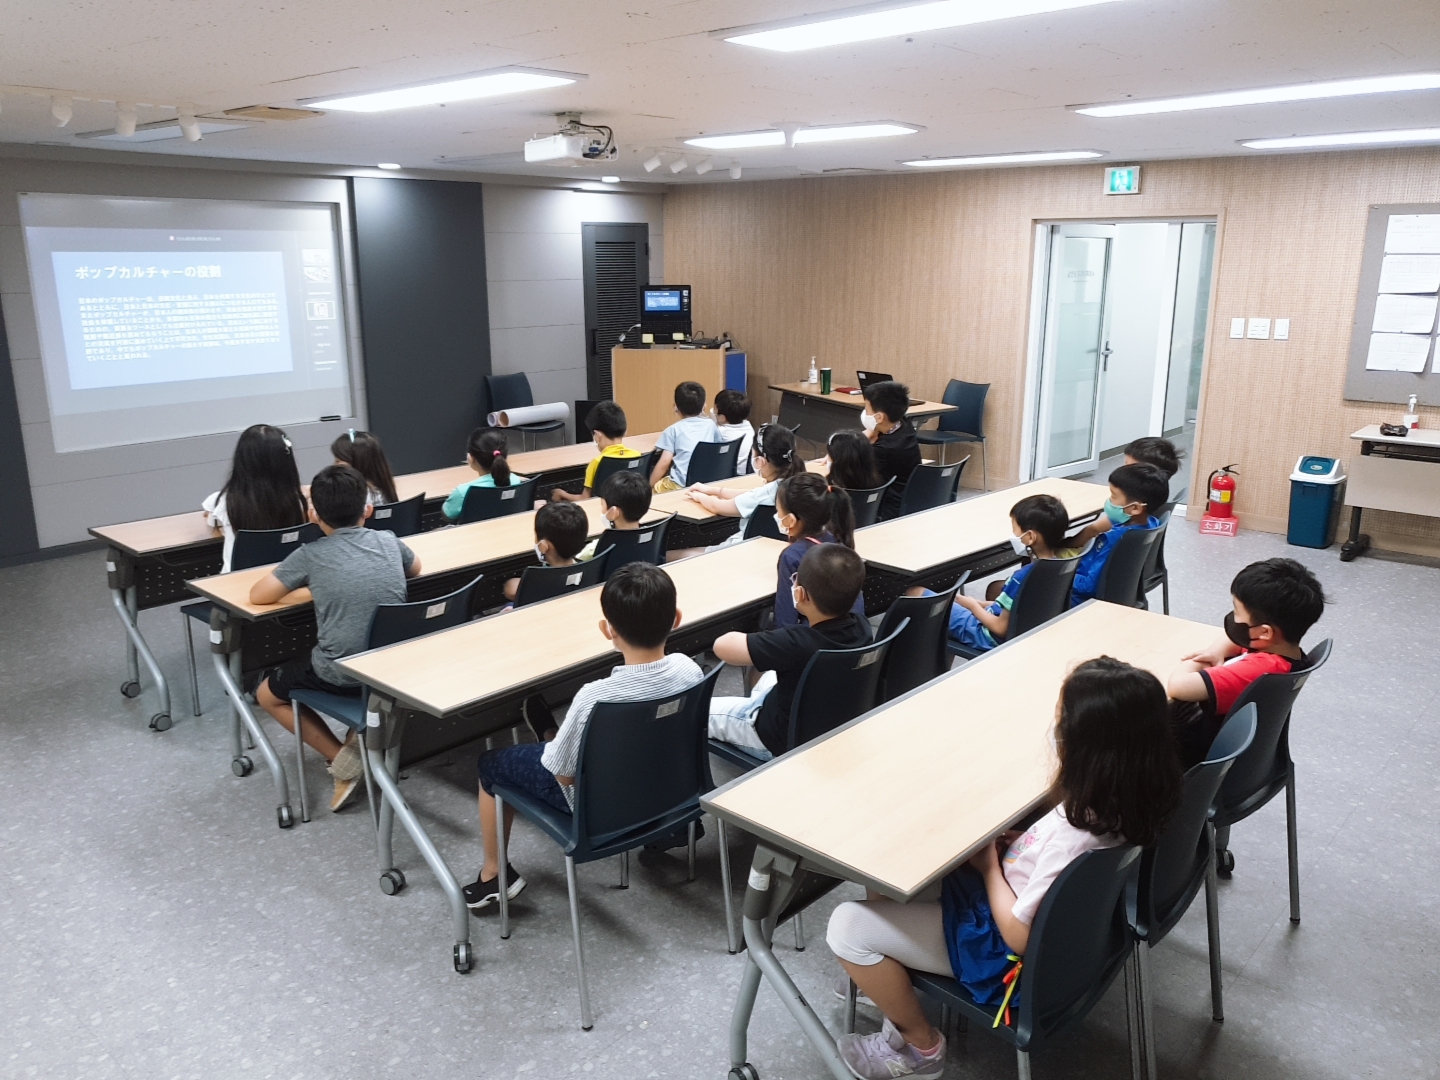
left=0, top=308, right=40, bottom=558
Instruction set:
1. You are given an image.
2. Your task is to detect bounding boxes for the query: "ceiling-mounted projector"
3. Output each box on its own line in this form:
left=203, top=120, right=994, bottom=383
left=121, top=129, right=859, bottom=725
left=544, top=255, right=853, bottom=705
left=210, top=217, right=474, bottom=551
left=524, top=113, right=617, bottom=165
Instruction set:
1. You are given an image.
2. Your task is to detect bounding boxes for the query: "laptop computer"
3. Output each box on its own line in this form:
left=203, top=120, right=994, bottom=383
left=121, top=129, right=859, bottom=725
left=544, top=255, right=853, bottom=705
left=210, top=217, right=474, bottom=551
left=855, top=370, right=924, bottom=407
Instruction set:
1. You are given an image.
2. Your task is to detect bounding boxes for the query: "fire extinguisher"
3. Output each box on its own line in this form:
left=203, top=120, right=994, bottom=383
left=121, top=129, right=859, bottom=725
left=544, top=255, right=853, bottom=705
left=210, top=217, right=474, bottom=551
left=1207, top=465, right=1239, bottom=518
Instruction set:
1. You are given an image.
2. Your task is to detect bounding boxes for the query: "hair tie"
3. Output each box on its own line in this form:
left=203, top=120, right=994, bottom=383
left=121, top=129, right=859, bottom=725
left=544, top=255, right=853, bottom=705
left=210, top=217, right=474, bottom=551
left=493, top=449, right=502, bottom=458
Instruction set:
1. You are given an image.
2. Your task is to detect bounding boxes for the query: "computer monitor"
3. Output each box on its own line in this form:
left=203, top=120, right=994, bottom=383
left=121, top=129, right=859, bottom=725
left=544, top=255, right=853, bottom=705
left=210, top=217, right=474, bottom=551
left=641, top=285, right=692, bottom=338
left=856, top=370, right=924, bottom=407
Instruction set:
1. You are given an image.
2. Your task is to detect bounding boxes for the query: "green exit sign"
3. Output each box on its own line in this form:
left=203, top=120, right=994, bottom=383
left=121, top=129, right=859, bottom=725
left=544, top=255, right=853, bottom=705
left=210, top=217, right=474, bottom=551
left=1105, top=165, right=1141, bottom=195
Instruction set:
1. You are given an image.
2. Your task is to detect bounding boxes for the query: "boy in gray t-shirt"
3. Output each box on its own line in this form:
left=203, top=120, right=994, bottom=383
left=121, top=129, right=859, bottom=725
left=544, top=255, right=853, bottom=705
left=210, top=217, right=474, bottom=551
left=250, top=464, right=421, bottom=811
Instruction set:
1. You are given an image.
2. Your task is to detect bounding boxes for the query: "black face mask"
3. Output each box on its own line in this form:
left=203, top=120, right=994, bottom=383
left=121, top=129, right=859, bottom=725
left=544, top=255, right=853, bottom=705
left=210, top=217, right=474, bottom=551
left=1224, top=611, right=1260, bottom=650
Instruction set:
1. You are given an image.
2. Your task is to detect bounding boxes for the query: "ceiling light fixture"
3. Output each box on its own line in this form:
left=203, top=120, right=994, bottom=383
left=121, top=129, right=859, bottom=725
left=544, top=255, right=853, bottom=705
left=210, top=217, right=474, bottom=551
left=694, top=157, right=716, bottom=175
left=178, top=111, right=201, bottom=142
left=686, top=122, right=920, bottom=150
left=643, top=153, right=664, bottom=172
left=1240, top=127, right=1440, bottom=150
left=601, top=175, right=621, bottom=182
left=719, top=0, right=1124, bottom=52
left=1076, top=72, right=1440, bottom=117
left=51, top=96, right=72, bottom=127
left=377, top=162, right=402, bottom=169
left=115, top=102, right=137, bottom=137
left=904, top=149, right=1103, bottom=167
left=308, top=67, right=581, bottom=113
left=730, top=160, right=742, bottom=179
left=670, top=157, right=690, bottom=173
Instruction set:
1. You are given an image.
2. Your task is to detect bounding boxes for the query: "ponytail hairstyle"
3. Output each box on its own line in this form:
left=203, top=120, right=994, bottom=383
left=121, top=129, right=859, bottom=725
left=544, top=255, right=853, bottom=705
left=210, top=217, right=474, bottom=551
left=331, top=429, right=398, bottom=504
left=776, top=471, right=856, bottom=549
left=221, top=424, right=307, bottom=533
left=467, top=428, right=512, bottom=487
left=753, top=423, right=806, bottom=481
left=825, top=429, right=882, bottom=491
left=1054, top=657, right=1183, bottom=847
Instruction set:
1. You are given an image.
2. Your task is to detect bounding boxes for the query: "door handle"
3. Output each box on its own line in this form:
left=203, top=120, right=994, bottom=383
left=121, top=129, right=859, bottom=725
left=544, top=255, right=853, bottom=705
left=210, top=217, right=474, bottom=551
left=1100, top=341, right=1113, bottom=371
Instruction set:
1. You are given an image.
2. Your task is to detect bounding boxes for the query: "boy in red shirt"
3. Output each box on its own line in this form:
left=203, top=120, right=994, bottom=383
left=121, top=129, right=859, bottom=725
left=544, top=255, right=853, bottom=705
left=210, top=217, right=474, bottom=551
left=1167, top=557, right=1327, bottom=767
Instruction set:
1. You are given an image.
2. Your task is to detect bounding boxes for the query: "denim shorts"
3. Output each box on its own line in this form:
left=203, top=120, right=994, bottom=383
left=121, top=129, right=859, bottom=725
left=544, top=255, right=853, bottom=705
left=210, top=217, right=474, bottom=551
left=476, top=743, right=570, bottom=813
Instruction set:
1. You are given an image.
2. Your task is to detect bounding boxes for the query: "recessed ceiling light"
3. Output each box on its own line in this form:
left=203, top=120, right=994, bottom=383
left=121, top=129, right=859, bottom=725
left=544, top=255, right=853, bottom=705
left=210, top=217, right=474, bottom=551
left=719, top=0, right=1125, bottom=52
left=1241, top=127, right=1440, bottom=150
left=308, top=68, right=581, bottom=113
left=377, top=162, right=402, bottom=170
left=686, top=122, right=920, bottom=150
left=904, top=150, right=1102, bottom=167
left=1076, top=72, right=1440, bottom=117
left=601, top=175, right=620, bottom=183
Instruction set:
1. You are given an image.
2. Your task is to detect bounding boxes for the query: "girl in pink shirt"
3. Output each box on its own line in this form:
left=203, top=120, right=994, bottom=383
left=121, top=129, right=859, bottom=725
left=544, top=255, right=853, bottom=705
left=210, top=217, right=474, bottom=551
left=827, top=657, right=1183, bottom=1080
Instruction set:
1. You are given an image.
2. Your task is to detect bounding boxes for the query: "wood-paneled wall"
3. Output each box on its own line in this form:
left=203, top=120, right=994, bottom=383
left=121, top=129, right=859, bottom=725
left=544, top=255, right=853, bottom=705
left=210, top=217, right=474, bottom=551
left=664, top=147, right=1440, bottom=554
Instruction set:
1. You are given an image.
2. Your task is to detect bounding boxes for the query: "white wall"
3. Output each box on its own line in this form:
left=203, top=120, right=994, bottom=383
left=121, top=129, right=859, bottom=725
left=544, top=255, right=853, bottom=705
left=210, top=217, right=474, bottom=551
left=483, top=187, right=664, bottom=438
left=1097, top=222, right=1179, bottom=455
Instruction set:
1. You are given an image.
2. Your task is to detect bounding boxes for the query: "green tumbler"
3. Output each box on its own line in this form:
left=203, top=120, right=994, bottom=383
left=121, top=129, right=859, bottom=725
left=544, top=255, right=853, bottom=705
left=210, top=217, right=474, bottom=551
left=819, top=367, right=832, bottom=394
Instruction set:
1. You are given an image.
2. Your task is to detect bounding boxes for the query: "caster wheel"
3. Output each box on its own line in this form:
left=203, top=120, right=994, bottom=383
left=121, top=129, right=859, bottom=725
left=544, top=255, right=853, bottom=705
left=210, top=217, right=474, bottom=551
left=453, top=942, right=473, bottom=974
left=232, top=756, right=253, bottom=777
left=120, top=680, right=142, bottom=698
left=277, top=805, right=295, bottom=829
left=1216, top=849, right=1235, bottom=878
left=379, top=869, right=406, bottom=895
left=729, top=1065, right=760, bottom=1080
left=149, top=713, right=172, bottom=732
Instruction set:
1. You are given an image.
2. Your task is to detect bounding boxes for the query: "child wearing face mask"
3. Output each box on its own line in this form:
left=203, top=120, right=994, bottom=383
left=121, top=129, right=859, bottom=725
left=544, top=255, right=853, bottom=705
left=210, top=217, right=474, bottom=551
left=502, top=501, right=590, bottom=604
left=772, top=472, right=864, bottom=628
left=551, top=402, right=641, bottom=503
left=944, top=495, right=1080, bottom=652
left=1068, top=463, right=1169, bottom=606
left=1166, top=557, right=1327, bottom=768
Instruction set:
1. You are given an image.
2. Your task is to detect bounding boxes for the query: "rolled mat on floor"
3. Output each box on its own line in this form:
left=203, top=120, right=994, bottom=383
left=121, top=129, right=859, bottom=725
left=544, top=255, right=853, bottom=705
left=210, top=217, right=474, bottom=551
left=486, top=402, right=569, bottom=428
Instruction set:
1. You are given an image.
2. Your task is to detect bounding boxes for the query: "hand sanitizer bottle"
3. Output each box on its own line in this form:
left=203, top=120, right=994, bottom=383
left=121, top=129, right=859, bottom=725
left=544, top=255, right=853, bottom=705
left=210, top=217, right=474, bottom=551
left=808, top=356, right=818, bottom=384
left=1404, top=393, right=1420, bottom=430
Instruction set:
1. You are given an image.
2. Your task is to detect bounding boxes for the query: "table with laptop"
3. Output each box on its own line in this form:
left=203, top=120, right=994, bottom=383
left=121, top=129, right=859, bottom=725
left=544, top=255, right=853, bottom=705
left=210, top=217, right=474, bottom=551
left=770, top=369, right=955, bottom=447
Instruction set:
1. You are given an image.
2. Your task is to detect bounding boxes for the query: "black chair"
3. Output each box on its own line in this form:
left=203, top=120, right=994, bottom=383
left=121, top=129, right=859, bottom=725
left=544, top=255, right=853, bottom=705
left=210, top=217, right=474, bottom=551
left=897, top=457, right=968, bottom=517
left=1212, top=638, right=1333, bottom=922
left=1094, top=527, right=1162, bottom=607
left=1138, top=510, right=1172, bottom=614
left=948, top=550, right=1084, bottom=661
left=846, top=476, right=895, bottom=529
left=742, top=504, right=784, bottom=540
left=874, top=578, right=967, bottom=702
left=287, top=574, right=485, bottom=822
left=512, top=551, right=611, bottom=608
left=180, top=522, right=323, bottom=717
left=591, top=515, right=673, bottom=576
left=1128, top=705, right=1257, bottom=1078
left=365, top=493, right=425, bottom=538
left=493, top=666, right=728, bottom=1029
left=590, top=449, right=656, bottom=495
left=916, top=379, right=989, bottom=490
left=457, top=477, right=537, bottom=524
left=484, top=373, right=564, bottom=451
left=904, top=844, right=1142, bottom=1080
left=685, top=436, right=747, bottom=485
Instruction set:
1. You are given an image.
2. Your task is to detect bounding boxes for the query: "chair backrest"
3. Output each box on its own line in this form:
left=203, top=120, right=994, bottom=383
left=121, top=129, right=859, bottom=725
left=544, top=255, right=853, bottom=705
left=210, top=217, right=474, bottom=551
left=1015, top=844, right=1140, bottom=1052
left=591, top=515, right=674, bottom=577
left=365, top=493, right=425, bottom=538
left=590, top=449, right=656, bottom=493
left=846, top=476, right=896, bottom=529
left=485, top=372, right=535, bottom=412
left=457, top=477, right=537, bottom=523
left=513, top=552, right=610, bottom=608
left=1215, top=638, right=1332, bottom=821
left=1008, top=551, right=1085, bottom=639
left=875, top=580, right=965, bottom=702
left=367, top=573, right=484, bottom=650
left=1140, top=510, right=1171, bottom=592
left=1135, top=704, right=1257, bottom=943
left=1093, top=526, right=1161, bottom=607
left=898, top=457, right=968, bottom=516
left=786, top=619, right=907, bottom=751
left=686, top=435, right=747, bottom=485
left=231, top=522, right=323, bottom=571
left=572, top=666, right=723, bottom=855
left=936, top=379, right=989, bottom=437
left=743, top=504, right=784, bottom=540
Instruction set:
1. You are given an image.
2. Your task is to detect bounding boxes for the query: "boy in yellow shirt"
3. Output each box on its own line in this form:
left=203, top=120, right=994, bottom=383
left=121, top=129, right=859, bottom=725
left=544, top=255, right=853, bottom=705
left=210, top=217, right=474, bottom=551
left=551, top=401, right=641, bottom=503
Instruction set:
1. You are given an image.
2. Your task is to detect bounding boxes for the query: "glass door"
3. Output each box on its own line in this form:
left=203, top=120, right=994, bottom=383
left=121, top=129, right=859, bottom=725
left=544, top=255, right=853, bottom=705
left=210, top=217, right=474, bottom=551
left=1034, top=225, right=1114, bottom=478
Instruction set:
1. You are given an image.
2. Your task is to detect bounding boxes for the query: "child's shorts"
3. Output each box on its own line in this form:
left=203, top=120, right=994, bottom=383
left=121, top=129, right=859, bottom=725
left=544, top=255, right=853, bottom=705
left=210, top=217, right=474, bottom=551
left=941, top=865, right=1019, bottom=1006
left=263, top=657, right=361, bottom=702
left=917, top=588, right=999, bottom=652
left=477, top=743, right=570, bottom=813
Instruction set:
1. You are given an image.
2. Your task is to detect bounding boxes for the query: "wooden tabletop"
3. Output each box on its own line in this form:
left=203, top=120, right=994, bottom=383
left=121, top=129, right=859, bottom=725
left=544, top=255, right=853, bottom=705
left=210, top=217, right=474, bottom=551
left=1350, top=424, right=1440, bottom=449
left=394, top=432, right=662, bottom=502
left=855, top=477, right=1109, bottom=575
left=90, top=511, right=221, bottom=556
left=770, top=382, right=956, bottom=419
left=187, top=498, right=659, bottom=619
left=336, top=537, right=788, bottom=717
left=652, top=459, right=831, bottom=522
left=704, top=601, right=1217, bottom=901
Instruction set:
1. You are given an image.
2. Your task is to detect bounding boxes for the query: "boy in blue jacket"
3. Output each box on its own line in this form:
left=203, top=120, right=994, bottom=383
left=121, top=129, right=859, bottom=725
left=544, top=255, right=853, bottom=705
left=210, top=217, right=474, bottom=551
left=1070, top=462, right=1169, bottom=605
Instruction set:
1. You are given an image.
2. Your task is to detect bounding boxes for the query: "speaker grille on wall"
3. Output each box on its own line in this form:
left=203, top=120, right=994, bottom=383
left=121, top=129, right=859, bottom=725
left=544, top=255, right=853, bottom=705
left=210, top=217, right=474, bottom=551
left=583, top=223, right=648, bottom=401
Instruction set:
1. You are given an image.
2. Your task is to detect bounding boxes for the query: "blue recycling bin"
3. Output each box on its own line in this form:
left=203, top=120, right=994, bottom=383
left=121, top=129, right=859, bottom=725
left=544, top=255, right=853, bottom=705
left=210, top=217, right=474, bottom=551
left=1287, top=456, right=1346, bottom=549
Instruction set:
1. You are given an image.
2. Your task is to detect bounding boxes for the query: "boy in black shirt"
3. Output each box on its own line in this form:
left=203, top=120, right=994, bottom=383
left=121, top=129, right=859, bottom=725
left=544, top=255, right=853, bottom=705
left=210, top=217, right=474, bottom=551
left=708, top=544, right=872, bottom=759
left=863, top=380, right=921, bottom=520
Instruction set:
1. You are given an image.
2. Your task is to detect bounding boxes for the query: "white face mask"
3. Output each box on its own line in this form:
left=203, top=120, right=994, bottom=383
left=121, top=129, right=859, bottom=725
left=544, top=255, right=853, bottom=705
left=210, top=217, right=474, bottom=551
left=774, top=513, right=790, bottom=533
left=1009, top=533, right=1030, bottom=556
left=860, top=411, right=879, bottom=432
left=534, top=544, right=548, bottom=565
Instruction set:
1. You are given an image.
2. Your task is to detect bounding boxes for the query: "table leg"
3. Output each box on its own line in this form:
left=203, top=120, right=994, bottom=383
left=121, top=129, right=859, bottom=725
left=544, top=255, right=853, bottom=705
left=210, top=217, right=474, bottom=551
left=1339, top=505, right=1370, bottom=562
left=208, top=624, right=294, bottom=829
left=109, top=585, right=172, bottom=731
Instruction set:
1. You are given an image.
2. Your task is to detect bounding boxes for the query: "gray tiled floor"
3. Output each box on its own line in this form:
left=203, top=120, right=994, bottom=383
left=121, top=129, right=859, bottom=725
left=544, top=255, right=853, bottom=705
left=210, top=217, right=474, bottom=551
left=2, top=523, right=1437, bottom=1080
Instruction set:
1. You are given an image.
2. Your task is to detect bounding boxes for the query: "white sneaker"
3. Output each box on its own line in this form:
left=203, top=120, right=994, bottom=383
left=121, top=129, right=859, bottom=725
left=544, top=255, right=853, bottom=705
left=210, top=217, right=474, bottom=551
left=836, top=1017, right=946, bottom=1080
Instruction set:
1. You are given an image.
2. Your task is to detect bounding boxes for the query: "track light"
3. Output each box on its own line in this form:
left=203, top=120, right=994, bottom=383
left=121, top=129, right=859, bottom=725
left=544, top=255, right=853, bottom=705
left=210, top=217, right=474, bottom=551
left=643, top=153, right=663, bottom=172
left=178, top=111, right=202, bottom=142
left=115, top=102, right=137, bottom=137
left=670, top=156, right=689, bottom=173
left=51, top=96, right=72, bottom=127
left=730, top=160, right=742, bottom=179
left=695, top=157, right=715, bottom=175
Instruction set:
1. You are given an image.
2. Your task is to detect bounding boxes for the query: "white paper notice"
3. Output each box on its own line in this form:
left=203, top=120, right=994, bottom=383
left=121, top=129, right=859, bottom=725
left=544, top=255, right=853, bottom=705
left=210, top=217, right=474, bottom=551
left=1384, top=215, right=1440, bottom=255
left=1373, top=293, right=1439, bottom=334
left=1378, top=254, right=1440, bottom=293
left=1366, top=332, right=1431, bottom=372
